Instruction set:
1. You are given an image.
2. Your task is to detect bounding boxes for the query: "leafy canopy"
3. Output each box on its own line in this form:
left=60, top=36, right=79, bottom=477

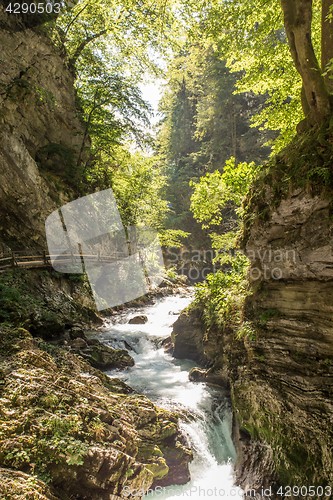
left=196, top=0, right=322, bottom=152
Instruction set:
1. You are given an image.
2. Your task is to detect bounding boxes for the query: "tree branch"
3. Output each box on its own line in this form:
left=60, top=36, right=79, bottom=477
left=69, top=29, right=108, bottom=69
left=64, top=3, right=89, bottom=36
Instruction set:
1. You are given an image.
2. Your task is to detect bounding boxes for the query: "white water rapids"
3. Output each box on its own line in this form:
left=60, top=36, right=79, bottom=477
left=90, top=295, right=244, bottom=500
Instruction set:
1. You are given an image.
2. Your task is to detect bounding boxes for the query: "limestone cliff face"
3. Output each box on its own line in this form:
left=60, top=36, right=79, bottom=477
left=234, top=189, right=333, bottom=493
left=171, top=189, right=333, bottom=497
left=0, top=7, right=88, bottom=250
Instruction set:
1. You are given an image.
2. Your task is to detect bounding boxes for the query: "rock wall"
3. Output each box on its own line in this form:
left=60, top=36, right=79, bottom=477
left=235, top=189, right=333, bottom=494
left=0, top=267, right=102, bottom=336
left=171, top=189, right=333, bottom=497
left=0, top=6, right=88, bottom=250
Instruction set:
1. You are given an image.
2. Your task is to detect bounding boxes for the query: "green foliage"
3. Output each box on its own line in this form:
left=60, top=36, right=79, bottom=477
left=110, top=153, right=167, bottom=228
left=193, top=252, right=250, bottom=330
left=125, top=468, right=134, bottom=478
left=36, top=142, right=78, bottom=186
left=75, top=61, right=155, bottom=194
left=0, top=270, right=41, bottom=325
left=236, top=321, right=257, bottom=341
left=106, top=152, right=188, bottom=247
left=259, top=309, right=281, bottom=324
left=190, top=157, right=259, bottom=228
left=210, top=232, right=239, bottom=261
left=53, top=0, right=185, bottom=74
left=165, top=267, right=178, bottom=282
left=0, top=78, right=57, bottom=107
left=196, top=0, right=323, bottom=152
left=0, top=325, right=32, bottom=356
left=157, top=43, right=273, bottom=247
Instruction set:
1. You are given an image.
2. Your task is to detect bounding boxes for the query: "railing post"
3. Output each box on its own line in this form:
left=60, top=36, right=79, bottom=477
left=43, top=250, right=47, bottom=265
left=12, top=251, right=16, bottom=267
left=98, top=250, right=100, bottom=262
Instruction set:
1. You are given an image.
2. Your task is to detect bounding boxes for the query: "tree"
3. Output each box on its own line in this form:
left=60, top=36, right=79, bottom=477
left=280, top=0, right=333, bottom=126
left=111, top=152, right=189, bottom=247
left=52, top=0, right=186, bottom=77
left=198, top=0, right=333, bottom=150
left=156, top=42, right=274, bottom=247
left=75, top=62, right=152, bottom=179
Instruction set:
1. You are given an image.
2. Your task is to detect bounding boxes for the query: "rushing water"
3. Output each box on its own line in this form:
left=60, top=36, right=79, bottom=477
left=89, top=295, right=244, bottom=500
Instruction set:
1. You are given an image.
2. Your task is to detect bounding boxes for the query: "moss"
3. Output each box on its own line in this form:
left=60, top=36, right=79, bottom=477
left=235, top=394, right=326, bottom=488
left=0, top=468, right=61, bottom=500
left=0, top=268, right=98, bottom=338
left=0, top=325, right=33, bottom=356
left=240, top=122, right=333, bottom=246
left=138, top=444, right=163, bottom=461
left=145, top=458, right=169, bottom=480
left=259, top=309, right=281, bottom=324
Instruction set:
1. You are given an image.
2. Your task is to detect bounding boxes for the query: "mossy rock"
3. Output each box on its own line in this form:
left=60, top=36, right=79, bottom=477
left=30, top=310, right=65, bottom=339
left=145, top=457, right=169, bottom=481
left=80, top=344, right=135, bottom=370
left=128, top=315, right=148, bottom=324
left=0, top=467, right=62, bottom=500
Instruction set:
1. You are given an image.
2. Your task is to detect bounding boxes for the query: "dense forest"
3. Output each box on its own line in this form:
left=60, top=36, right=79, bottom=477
left=1, top=0, right=333, bottom=499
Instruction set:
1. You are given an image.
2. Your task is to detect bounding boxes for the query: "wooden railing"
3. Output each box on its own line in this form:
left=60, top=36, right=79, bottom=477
left=0, top=250, right=130, bottom=271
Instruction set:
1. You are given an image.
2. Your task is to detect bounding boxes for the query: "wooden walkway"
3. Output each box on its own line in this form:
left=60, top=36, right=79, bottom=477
left=0, top=250, right=129, bottom=272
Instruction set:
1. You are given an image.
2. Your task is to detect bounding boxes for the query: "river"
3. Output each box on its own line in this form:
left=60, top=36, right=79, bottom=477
left=92, top=294, right=244, bottom=500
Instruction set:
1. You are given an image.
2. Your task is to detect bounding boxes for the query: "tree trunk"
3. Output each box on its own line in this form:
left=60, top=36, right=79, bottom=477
left=321, top=0, right=333, bottom=93
left=280, top=0, right=331, bottom=123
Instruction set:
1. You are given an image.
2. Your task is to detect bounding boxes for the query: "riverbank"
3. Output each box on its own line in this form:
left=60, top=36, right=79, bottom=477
left=0, top=291, right=199, bottom=500
left=0, top=267, right=189, bottom=338
left=0, top=324, right=194, bottom=500
left=169, top=295, right=333, bottom=498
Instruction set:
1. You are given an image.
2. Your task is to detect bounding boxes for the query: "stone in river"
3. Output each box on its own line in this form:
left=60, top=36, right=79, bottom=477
left=128, top=315, right=148, bottom=324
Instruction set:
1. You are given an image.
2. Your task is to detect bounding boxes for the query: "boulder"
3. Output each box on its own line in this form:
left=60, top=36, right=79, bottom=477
left=30, top=309, right=65, bottom=339
left=171, top=308, right=212, bottom=366
left=128, top=315, right=148, bottom=325
left=158, top=279, right=174, bottom=288
left=161, top=336, right=174, bottom=354
left=188, top=367, right=207, bottom=382
left=86, top=338, right=100, bottom=346
left=70, top=338, right=87, bottom=349
left=188, top=367, right=226, bottom=387
left=69, top=327, right=87, bottom=340
left=80, top=344, right=135, bottom=370
left=0, top=467, right=62, bottom=500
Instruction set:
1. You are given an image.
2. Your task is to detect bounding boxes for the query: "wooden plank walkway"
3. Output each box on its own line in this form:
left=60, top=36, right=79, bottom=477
left=0, top=250, right=130, bottom=272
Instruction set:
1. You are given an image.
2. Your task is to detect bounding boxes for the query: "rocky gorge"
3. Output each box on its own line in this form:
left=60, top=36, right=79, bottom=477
left=1, top=2, right=333, bottom=499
